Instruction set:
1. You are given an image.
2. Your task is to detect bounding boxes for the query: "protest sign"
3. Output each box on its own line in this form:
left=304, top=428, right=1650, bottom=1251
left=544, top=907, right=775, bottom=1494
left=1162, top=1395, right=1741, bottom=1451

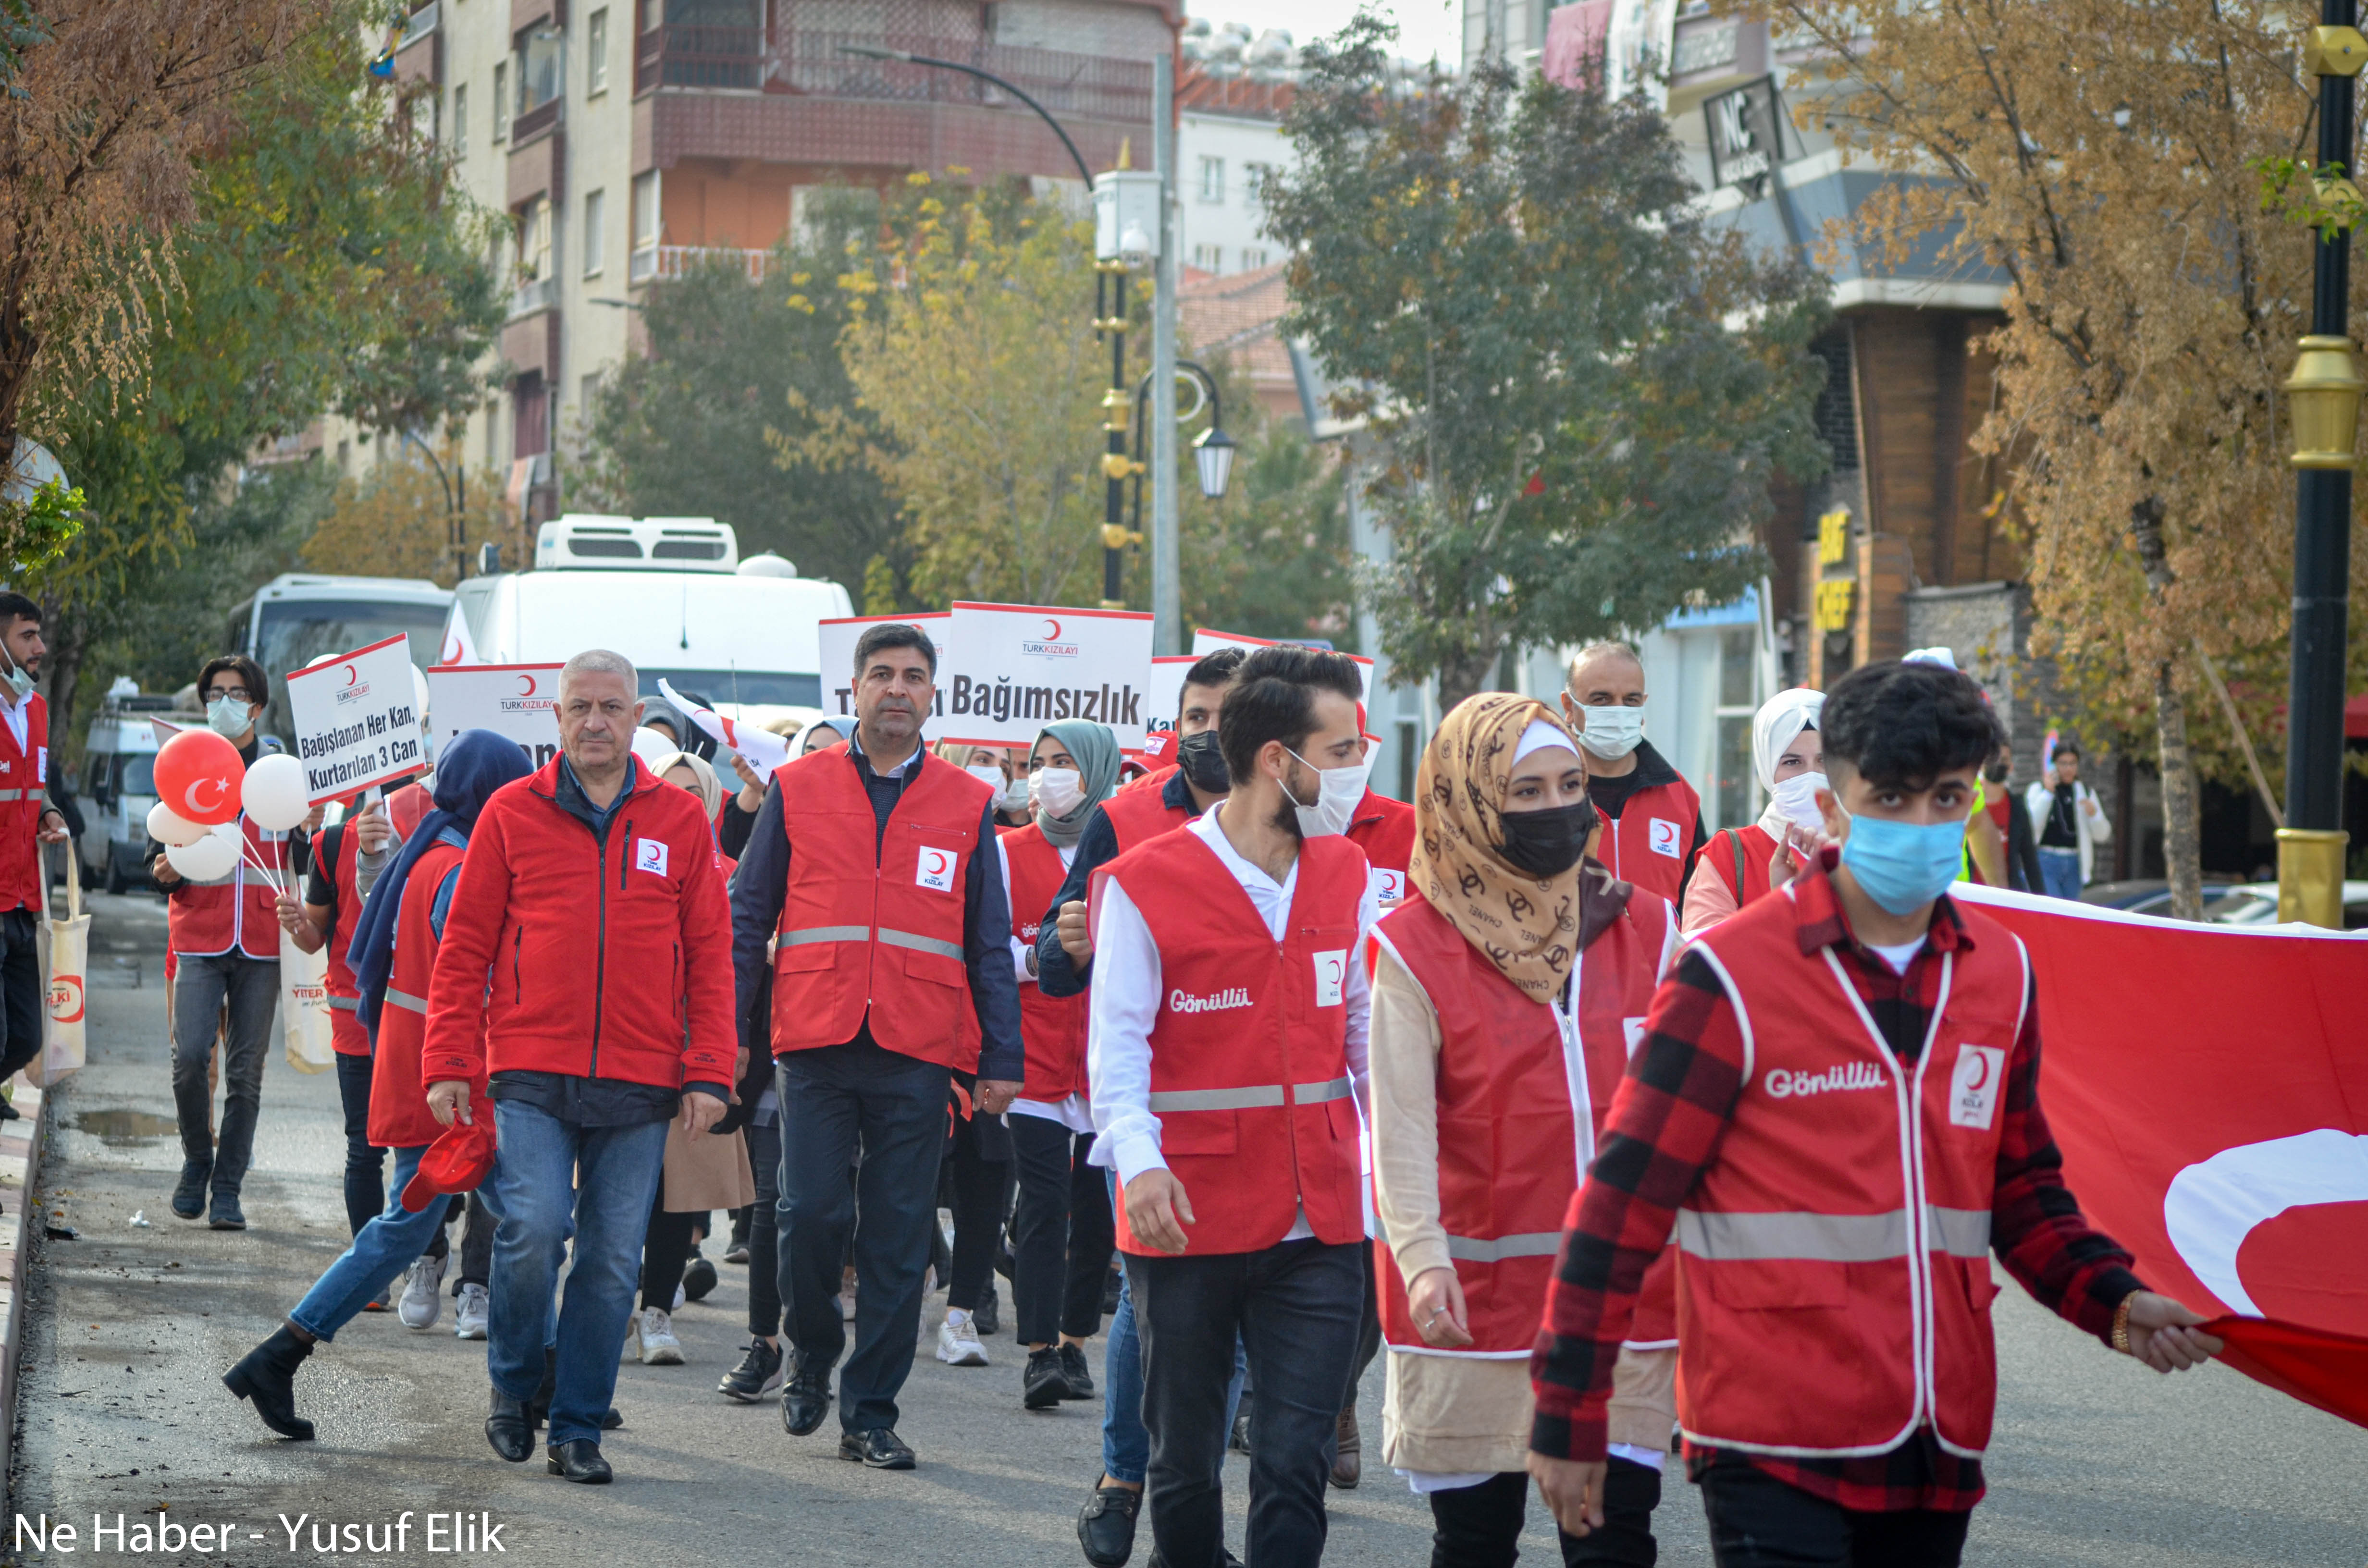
left=426, top=663, right=565, bottom=770
left=942, top=602, right=1155, bottom=751
left=1191, top=627, right=1375, bottom=704
left=283, top=636, right=427, bottom=802
left=1139, top=655, right=1199, bottom=755
left=815, top=612, right=951, bottom=739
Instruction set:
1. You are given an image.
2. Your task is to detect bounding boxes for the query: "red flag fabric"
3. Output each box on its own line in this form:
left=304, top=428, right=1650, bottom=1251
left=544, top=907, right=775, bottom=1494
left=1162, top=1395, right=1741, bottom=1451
left=2201, top=1315, right=2368, bottom=1430
left=1951, top=884, right=2368, bottom=1351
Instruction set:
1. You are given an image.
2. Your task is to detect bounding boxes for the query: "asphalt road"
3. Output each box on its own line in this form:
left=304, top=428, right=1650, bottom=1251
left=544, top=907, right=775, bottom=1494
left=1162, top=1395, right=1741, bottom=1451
left=4, top=892, right=2363, bottom=1568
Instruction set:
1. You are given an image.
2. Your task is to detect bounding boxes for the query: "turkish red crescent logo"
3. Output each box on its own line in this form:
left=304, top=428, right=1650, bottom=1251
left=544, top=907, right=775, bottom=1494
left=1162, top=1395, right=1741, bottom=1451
left=517, top=674, right=537, bottom=696
left=1960, top=1050, right=1995, bottom=1094
left=1320, top=955, right=1344, bottom=987
left=1043, top=617, right=1062, bottom=640
left=440, top=636, right=461, bottom=662
left=343, top=664, right=358, bottom=687
left=48, top=974, right=82, bottom=1023
left=919, top=848, right=952, bottom=877
left=186, top=778, right=225, bottom=814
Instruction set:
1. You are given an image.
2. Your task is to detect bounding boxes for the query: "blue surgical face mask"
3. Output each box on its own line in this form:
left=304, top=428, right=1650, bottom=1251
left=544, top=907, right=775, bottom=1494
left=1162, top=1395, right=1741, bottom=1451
left=1837, top=812, right=1964, bottom=916
left=207, top=695, right=253, bottom=739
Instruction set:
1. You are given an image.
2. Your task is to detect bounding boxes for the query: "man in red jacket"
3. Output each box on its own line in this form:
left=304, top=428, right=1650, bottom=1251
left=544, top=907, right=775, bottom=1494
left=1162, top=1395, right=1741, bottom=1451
left=422, top=649, right=735, bottom=1486
left=1559, top=642, right=1706, bottom=906
left=0, top=594, right=67, bottom=1103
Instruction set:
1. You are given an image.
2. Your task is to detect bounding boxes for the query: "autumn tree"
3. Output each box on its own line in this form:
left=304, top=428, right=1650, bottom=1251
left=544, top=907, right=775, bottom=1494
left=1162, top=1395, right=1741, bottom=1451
left=1753, top=0, right=2368, bottom=916
left=1266, top=16, right=1831, bottom=707
left=302, top=447, right=521, bottom=586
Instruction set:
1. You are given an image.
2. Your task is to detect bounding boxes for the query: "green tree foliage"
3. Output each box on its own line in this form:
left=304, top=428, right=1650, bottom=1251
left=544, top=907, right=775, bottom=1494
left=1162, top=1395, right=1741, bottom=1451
left=576, top=196, right=901, bottom=599
left=1266, top=15, right=1830, bottom=706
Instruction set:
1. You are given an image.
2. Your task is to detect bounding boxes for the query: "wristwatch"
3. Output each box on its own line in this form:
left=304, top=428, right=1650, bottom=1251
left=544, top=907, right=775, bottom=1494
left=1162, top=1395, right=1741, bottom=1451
left=2111, top=1293, right=2135, bottom=1355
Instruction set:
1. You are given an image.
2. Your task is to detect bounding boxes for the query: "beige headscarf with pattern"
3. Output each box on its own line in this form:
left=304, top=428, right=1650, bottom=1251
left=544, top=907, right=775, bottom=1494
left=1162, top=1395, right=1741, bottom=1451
left=1408, top=693, right=1599, bottom=1002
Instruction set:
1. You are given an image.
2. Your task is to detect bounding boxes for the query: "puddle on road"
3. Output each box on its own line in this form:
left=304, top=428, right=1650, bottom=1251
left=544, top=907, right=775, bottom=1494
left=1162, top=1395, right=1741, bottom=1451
left=69, top=1109, right=178, bottom=1143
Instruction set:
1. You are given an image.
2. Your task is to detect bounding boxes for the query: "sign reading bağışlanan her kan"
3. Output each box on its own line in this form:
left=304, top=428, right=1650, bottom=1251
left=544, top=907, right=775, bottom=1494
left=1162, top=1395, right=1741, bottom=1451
left=282, top=634, right=428, bottom=802
left=941, top=602, right=1155, bottom=751
left=426, top=662, right=565, bottom=770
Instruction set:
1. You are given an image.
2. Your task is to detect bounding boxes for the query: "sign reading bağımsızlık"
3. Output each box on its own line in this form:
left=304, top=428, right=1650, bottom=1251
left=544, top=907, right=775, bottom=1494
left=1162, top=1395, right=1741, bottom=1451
left=427, top=662, right=565, bottom=770
left=283, top=634, right=428, bottom=802
left=815, top=612, right=951, bottom=740
left=941, top=602, right=1155, bottom=752
left=1192, top=628, right=1375, bottom=705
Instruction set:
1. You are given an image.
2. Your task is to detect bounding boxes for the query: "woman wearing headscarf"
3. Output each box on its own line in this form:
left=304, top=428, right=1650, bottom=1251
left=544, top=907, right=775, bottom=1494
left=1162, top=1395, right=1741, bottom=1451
left=1679, top=687, right=1828, bottom=937
left=976, top=718, right=1123, bottom=1407
left=221, top=730, right=532, bottom=1440
left=1366, top=695, right=1681, bottom=1568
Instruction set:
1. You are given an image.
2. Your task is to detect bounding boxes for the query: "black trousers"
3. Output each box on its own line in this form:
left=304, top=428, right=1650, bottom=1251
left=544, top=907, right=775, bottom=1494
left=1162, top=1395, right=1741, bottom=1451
left=943, top=1095, right=1011, bottom=1314
left=1698, top=1463, right=1970, bottom=1568
left=1129, top=1237, right=1363, bottom=1568
left=641, top=1171, right=698, bottom=1311
left=774, top=1041, right=950, bottom=1433
left=457, top=1191, right=494, bottom=1289
left=0, top=908, right=40, bottom=1088
left=332, top=1050, right=386, bottom=1237
left=1009, top=1114, right=1115, bottom=1344
left=1346, top=1237, right=1383, bottom=1406
left=745, top=1117, right=784, bottom=1338
left=1429, top=1461, right=1662, bottom=1568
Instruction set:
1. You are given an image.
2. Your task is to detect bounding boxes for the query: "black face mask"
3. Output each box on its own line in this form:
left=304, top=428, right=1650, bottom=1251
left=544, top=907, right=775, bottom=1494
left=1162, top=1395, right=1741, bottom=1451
left=1984, top=761, right=2010, bottom=784
left=1176, top=729, right=1230, bottom=794
left=1497, top=799, right=1598, bottom=879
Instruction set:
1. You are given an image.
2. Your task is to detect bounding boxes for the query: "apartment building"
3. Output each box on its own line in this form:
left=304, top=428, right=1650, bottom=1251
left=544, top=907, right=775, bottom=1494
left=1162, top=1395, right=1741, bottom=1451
left=1174, top=29, right=1293, bottom=280
left=360, top=0, right=1170, bottom=521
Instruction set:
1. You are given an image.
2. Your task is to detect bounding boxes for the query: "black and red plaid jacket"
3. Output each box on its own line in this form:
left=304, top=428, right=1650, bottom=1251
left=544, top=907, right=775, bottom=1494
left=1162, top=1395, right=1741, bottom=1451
left=1528, top=853, right=2146, bottom=1512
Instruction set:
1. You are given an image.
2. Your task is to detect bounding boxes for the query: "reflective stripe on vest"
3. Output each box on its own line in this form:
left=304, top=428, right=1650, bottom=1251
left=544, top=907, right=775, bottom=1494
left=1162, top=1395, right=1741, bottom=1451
left=0, top=788, right=28, bottom=802
left=385, top=987, right=430, bottom=1014
left=781, top=924, right=962, bottom=963
left=326, top=996, right=359, bottom=1011
left=1676, top=1205, right=1991, bottom=1263
left=1444, top=1231, right=1565, bottom=1263
left=1147, top=1074, right=1352, bottom=1113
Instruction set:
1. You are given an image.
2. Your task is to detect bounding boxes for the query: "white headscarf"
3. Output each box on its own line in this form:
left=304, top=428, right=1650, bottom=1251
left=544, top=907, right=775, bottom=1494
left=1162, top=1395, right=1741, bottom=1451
left=1751, top=688, right=1825, bottom=837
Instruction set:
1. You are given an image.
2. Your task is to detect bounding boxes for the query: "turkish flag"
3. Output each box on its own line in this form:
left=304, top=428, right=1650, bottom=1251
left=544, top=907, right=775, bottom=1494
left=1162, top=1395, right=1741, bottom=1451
left=1952, top=884, right=2368, bottom=1351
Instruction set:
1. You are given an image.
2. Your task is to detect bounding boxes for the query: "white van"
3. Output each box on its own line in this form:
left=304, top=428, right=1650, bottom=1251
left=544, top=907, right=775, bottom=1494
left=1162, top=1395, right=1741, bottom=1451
left=228, top=572, right=455, bottom=749
left=448, top=516, right=851, bottom=728
left=80, top=679, right=182, bottom=893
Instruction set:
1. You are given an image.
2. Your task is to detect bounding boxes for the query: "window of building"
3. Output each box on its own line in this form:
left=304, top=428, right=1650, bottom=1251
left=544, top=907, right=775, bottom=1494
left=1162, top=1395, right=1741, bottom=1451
left=1198, top=156, right=1224, bottom=202
left=582, top=189, right=605, bottom=276
left=587, top=9, right=608, bottom=92
left=1191, top=243, right=1222, bottom=273
left=1241, top=247, right=1268, bottom=270
left=452, top=83, right=468, bottom=154
left=411, top=90, right=438, bottom=144
left=1712, top=626, right=1760, bottom=832
left=1242, top=161, right=1275, bottom=202
left=630, top=170, right=661, bottom=274
left=492, top=61, right=509, bottom=140
left=518, top=24, right=563, bottom=115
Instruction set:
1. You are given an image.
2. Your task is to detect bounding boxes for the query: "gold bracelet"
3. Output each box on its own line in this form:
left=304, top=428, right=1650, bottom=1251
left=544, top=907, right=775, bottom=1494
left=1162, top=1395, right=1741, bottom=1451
left=2111, top=1294, right=2134, bottom=1355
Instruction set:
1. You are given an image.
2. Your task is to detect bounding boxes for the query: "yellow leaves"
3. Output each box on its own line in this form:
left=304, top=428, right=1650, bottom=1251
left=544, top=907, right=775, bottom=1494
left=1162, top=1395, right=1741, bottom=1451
left=907, top=171, right=933, bottom=186
left=786, top=293, right=814, bottom=314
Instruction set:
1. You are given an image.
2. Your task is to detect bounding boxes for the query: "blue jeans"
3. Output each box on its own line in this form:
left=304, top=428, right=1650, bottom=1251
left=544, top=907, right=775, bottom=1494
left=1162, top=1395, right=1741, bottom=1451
left=2037, top=845, right=2083, bottom=900
left=288, top=1145, right=434, bottom=1341
left=1101, top=1169, right=1246, bottom=1487
left=485, top=1101, right=669, bottom=1447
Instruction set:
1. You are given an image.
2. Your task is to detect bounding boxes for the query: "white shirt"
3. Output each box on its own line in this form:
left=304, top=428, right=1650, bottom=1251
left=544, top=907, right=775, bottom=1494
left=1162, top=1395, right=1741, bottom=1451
left=1087, top=804, right=1379, bottom=1228
left=0, top=685, right=30, bottom=758
left=1001, top=834, right=1095, bottom=1134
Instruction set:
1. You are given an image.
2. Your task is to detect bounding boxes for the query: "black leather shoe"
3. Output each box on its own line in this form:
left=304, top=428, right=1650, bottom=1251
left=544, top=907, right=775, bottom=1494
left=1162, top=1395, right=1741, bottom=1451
left=1228, top=1410, right=1252, bottom=1456
left=781, top=1358, right=831, bottom=1436
left=1058, top=1342, right=1095, bottom=1400
left=546, top=1438, right=612, bottom=1483
left=485, top=1389, right=534, bottom=1463
left=601, top=1407, right=623, bottom=1431
left=975, top=1284, right=999, bottom=1337
left=837, top=1426, right=915, bottom=1469
left=681, top=1254, right=718, bottom=1302
left=1076, top=1482, right=1140, bottom=1567
left=171, top=1161, right=211, bottom=1221
left=221, top=1325, right=313, bottom=1441
left=1023, top=1347, right=1072, bottom=1410
left=207, top=1191, right=246, bottom=1231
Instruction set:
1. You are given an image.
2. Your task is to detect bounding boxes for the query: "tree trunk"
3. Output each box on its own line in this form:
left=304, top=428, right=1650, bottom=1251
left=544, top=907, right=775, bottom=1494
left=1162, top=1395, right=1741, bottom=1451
left=2128, top=496, right=2204, bottom=920
left=1434, top=642, right=1500, bottom=715
left=41, top=603, right=84, bottom=784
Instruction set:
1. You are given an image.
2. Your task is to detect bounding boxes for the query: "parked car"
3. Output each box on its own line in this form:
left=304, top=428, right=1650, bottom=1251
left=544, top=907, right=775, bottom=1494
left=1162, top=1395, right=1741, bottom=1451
left=2205, top=882, right=2368, bottom=931
left=80, top=679, right=184, bottom=894
left=2076, top=878, right=2239, bottom=919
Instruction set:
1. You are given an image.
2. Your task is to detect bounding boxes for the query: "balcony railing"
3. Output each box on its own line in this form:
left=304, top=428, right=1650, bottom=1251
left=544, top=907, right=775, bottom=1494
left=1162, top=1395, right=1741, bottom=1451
left=628, top=244, right=660, bottom=284
left=511, top=92, right=561, bottom=145
left=635, top=26, right=1153, bottom=124
left=645, top=245, right=773, bottom=282
left=510, top=273, right=559, bottom=318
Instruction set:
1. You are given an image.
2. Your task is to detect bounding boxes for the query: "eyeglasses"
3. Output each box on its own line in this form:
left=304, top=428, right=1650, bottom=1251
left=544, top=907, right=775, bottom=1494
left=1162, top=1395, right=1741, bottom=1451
left=204, top=687, right=253, bottom=703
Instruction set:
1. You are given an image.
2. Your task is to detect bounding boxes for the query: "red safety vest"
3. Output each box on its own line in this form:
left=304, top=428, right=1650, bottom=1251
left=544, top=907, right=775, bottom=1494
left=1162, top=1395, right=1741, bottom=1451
left=1347, top=788, right=1415, bottom=904
left=369, top=840, right=481, bottom=1151
left=1002, top=823, right=1087, bottom=1101
left=1104, top=828, right=1368, bottom=1257
left=1593, top=773, right=1702, bottom=906
left=0, top=692, right=46, bottom=913
left=318, top=823, right=370, bottom=1056
left=1701, top=824, right=1779, bottom=914
left=168, top=813, right=293, bottom=960
left=768, top=748, right=992, bottom=1070
left=1101, top=768, right=1195, bottom=853
left=1370, top=885, right=1678, bottom=1355
left=1675, top=885, right=2029, bottom=1458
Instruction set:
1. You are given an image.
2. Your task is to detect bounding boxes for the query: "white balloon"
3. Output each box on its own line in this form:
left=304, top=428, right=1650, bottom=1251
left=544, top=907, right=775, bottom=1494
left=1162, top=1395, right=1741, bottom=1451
left=631, top=726, right=678, bottom=770
left=145, top=802, right=207, bottom=847
left=240, top=752, right=312, bottom=831
left=165, top=832, right=238, bottom=882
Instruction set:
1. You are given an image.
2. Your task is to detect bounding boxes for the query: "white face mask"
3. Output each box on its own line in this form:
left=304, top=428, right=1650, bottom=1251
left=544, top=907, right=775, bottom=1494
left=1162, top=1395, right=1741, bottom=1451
left=1578, top=703, right=1645, bottom=760
left=1282, top=747, right=1371, bottom=838
left=996, top=774, right=1032, bottom=813
left=1033, top=767, right=1085, bottom=819
left=207, top=695, right=253, bottom=739
left=1770, top=771, right=1830, bottom=833
left=965, top=763, right=1006, bottom=795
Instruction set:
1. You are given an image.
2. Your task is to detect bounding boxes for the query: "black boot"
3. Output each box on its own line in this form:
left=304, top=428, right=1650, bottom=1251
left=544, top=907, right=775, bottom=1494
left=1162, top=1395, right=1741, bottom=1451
left=485, top=1388, right=534, bottom=1463
left=222, top=1325, right=314, bottom=1441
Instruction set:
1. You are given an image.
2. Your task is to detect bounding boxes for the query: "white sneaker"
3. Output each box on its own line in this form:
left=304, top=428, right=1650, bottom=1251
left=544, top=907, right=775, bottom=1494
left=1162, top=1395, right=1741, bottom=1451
left=636, top=1306, right=685, bottom=1366
left=936, top=1308, right=988, bottom=1367
left=672, top=1282, right=686, bottom=1312
left=398, top=1254, right=445, bottom=1331
left=454, top=1283, right=489, bottom=1340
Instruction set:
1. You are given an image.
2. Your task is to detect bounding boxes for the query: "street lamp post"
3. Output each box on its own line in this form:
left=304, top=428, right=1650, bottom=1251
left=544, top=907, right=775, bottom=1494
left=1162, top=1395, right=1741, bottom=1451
left=2279, top=12, right=2365, bottom=927
left=839, top=44, right=1145, bottom=607
left=1126, top=361, right=1237, bottom=544
left=399, top=429, right=467, bottom=582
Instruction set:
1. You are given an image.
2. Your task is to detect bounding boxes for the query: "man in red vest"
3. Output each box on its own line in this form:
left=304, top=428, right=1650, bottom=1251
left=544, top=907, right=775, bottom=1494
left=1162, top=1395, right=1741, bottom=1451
left=1091, top=644, right=1379, bottom=1568
left=0, top=594, right=67, bottom=1100
left=729, top=622, right=1025, bottom=1471
left=1559, top=642, right=1705, bottom=906
left=150, top=653, right=310, bottom=1232
left=1527, top=659, right=2221, bottom=1565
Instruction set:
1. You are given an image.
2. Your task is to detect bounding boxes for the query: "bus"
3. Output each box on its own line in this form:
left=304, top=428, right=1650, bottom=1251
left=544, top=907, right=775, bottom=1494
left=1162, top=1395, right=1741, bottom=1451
left=227, top=574, right=455, bottom=750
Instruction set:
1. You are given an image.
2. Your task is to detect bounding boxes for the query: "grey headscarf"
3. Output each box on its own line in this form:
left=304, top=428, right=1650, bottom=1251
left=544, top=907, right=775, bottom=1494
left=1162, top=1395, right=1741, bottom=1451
left=1033, top=719, right=1121, bottom=848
